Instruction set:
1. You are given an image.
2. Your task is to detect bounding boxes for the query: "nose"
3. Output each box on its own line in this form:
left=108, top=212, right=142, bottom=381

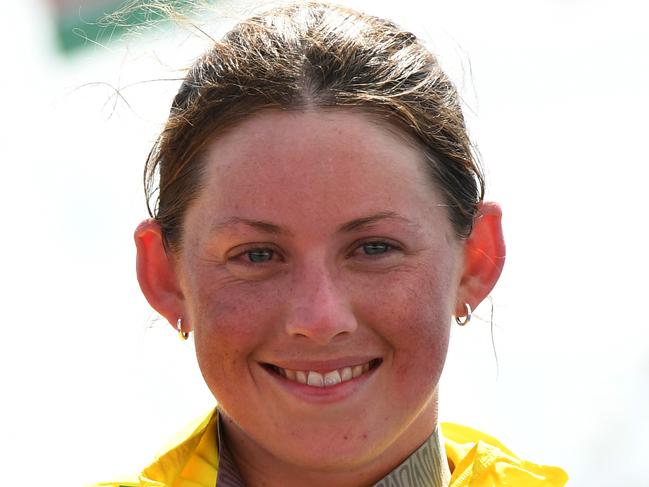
left=284, top=263, right=358, bottom=344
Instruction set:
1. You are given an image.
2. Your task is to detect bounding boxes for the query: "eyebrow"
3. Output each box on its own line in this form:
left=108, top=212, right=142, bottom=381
left=337, top=211, right=421, bottom=233
left=209, top=212, right=420, bottom=237
left=209, top=217, right=290, bottom=236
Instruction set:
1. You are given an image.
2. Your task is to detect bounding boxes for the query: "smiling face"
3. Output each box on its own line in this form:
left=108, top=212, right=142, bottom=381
left=175, top=109, right=464, bottom=479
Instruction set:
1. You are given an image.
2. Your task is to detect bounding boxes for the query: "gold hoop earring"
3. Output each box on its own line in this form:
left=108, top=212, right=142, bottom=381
left=176, top=317, right=190, bottom=340
left=455, top=303, right=472, bottom=326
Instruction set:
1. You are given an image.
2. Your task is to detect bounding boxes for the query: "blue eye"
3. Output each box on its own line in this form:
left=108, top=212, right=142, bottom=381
left=361, top=242, right=393, bottom=255
left=246, top=249, right=275, bottom=263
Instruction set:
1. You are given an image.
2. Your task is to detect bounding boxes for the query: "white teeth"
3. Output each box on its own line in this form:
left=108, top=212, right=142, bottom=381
left=341, top=367, right=352, bottom=381
left=307, top=371, right=324, bottom=387
left=352, top=365, right=363, bottom=378
left=274, top=360, right=378, bottom=387
left=323, top=370, right=341, bottom=386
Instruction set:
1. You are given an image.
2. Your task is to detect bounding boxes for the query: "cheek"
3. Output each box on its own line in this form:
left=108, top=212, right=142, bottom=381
left=388, top=299, right=451, bottom=406
left=354, top=260, right=455, bottom=381
left=393, top=292, right=451, bottom=380
left=186, top=274, right=284, bottom=396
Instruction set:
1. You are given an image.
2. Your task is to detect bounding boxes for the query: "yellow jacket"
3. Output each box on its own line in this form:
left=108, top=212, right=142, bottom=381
left=94, top=409, right=568, bottom=487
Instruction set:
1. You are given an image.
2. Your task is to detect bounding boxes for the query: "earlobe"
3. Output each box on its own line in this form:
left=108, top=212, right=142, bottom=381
left=134, top=219, right=185, bottom=328
left=456, top=202, right=506, bottom=314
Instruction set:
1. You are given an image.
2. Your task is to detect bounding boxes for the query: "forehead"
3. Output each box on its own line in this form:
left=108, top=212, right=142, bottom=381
left=191, top=109, right=447, bottom=230
left=205, top=110, right=431, bottom=186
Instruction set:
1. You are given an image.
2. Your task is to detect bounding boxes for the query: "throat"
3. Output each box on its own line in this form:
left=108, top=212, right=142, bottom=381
left=215, top=406, right=445, bottom=487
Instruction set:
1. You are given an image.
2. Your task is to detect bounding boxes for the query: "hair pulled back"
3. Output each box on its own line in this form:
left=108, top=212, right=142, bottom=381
left=145, top=1, right=484, bottom=250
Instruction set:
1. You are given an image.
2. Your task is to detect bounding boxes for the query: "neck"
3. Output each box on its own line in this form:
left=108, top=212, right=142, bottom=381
left=220, top=396, right=439, bottom=487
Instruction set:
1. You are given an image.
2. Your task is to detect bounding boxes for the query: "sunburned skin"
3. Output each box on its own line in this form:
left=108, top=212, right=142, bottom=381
left=135, top=108, right=505, bottom=487
left=181, top=110, right=459, bottom=487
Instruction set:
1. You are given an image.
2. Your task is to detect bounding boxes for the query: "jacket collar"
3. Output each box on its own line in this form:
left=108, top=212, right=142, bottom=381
left=138, top=410, right=219, bottom=487
left=442, top=423, right=568, bottom=486
left=135, top=409, right=568, bottom=487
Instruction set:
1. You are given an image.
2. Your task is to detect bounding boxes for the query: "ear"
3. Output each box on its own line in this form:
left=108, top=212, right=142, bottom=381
left=455, top=202, right=506, bottom=315
left=134, top=219, right=185, bottom=329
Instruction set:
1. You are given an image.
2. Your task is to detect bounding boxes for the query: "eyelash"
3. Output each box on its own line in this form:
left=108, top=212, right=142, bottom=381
left=229, top=239, right=401, bottom=265
left=352, top=240, right=400, bottom=257
left=233, top=247, right=281, bottom=264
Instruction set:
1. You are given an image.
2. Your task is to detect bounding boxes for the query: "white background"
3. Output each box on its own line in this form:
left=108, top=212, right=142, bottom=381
left=0, top=0, right=647, bottom=485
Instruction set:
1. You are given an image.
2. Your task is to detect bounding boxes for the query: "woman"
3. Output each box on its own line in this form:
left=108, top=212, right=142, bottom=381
left=101, top=2, right=568, bottom=486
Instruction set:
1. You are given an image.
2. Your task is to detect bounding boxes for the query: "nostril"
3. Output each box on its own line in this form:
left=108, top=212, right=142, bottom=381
left=284, top=279, right=358, bottom=343
left=284, top=312, right=359, bottom=344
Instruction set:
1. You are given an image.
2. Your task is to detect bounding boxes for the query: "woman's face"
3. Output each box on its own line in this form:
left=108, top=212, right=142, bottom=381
left=177, top=109, right=464, bottom=472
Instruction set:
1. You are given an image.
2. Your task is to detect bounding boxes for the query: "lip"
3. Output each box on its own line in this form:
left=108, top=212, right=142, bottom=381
left=265, top=357, right=379, bottom=374
left=258, top=357, right=382, bottom=404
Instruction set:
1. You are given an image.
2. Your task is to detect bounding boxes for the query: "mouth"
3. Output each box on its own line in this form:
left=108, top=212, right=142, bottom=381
left=262, top=358, right=382, bottom=388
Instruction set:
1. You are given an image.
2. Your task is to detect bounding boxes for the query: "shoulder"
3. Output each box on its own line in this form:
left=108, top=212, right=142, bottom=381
left=91, top=409, right=220, bottom=487
left=442, top=423, right=569, bottom=486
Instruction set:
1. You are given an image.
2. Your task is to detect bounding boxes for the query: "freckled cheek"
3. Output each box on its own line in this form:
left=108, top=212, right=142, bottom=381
left=352, top=269, right=452, bottom=383
left=392, top=312, right=450, bottom=385
left=189, top=281, right=285, bottom=368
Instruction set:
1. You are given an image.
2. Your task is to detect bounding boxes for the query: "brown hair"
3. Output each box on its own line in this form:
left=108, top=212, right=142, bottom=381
left=145, top=1, right=484, bottom=250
